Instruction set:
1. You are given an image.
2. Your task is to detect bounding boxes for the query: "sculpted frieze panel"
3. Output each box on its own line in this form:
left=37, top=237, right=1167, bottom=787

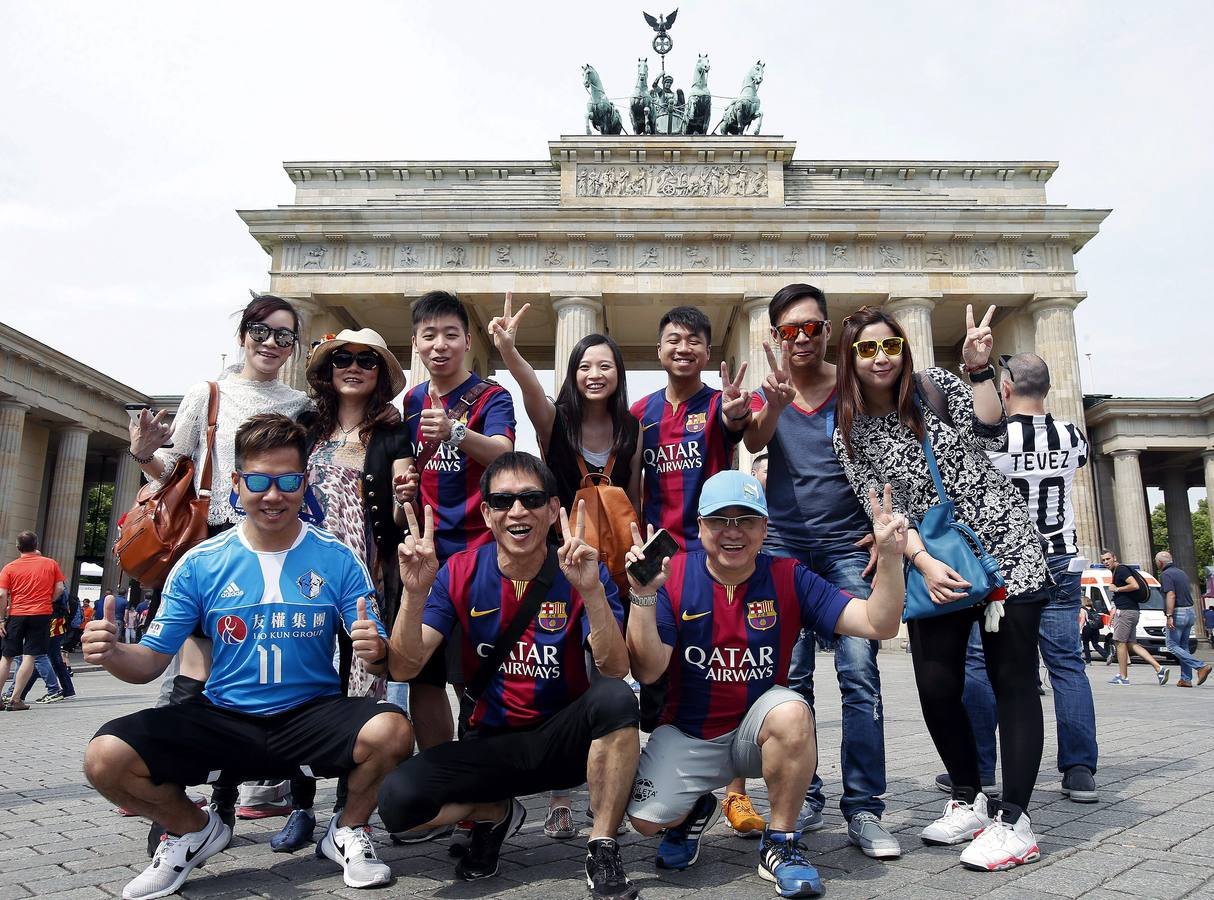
left=575, top=163, right=768, bottom=198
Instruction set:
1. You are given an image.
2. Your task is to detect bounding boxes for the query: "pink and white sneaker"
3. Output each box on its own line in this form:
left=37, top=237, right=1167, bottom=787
left=920, top=792, right=992, bottom=846
left=959, top=810, right=1041, bottom=871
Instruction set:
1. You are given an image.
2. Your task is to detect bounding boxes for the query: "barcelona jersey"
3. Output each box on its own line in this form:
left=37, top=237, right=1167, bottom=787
left=656, top=551, right=851, bottom=740
left=421, top=543, right=624, bottom=730
left=403, top=374, right=516, bottom=562
left=631, top=385, right=740, bottom=552
left=143, top=524, right=387, bottom=716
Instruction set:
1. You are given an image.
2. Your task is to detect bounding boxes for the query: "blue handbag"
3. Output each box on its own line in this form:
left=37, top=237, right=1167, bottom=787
left=903, top=410, right=1006, bottom=622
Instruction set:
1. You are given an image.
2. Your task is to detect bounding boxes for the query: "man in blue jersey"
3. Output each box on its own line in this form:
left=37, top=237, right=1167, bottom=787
left=82, top=415, right=411, bottom=900
left=743, top=283, right=901, bottom=859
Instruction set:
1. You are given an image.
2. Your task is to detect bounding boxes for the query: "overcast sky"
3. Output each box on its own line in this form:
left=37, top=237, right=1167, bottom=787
left=2, top=0, right=1212, bottom=438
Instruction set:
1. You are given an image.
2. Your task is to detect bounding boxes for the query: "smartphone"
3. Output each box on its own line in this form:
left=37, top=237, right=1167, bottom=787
left=627, top=528, right=679, bottom=587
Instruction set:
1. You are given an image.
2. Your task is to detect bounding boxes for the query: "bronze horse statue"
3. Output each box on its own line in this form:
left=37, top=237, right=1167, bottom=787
left=715, top=60, right=764, bottom=135
left=583, top=64, right=624, bottom=135
left=686, top=54, right=711, bottom=135
left=630, top=58, right=654, bottom=135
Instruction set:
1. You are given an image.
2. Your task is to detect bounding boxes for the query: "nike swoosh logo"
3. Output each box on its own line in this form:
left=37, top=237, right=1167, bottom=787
left=681, top=610, right=711, bottom=622
left=470, top=607, right=500, bottom=618
left=642, top=422, right=660, bottom=431
left=183, top=839, right=208, bottom=862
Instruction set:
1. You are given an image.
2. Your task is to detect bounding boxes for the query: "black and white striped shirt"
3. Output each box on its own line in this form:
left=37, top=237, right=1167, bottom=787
left=986, top=414, right=1088, bottom=556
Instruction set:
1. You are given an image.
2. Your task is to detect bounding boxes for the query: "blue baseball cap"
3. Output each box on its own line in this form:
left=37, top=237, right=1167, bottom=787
left=697, top=470, right=768, bottom=518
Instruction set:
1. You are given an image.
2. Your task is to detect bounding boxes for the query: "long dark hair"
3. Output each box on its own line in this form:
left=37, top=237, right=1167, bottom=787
left=554, top=334, right=637, bottom=459
left=306, top=348, right=395, bottom=446
left=835, top=306, right=924, bottom=458
left=237, top=295, right=300, bottom=355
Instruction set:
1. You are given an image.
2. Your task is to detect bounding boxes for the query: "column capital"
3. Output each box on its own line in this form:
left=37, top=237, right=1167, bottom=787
left=1203, top=449, right=1214, bottom=464
left=1027, top=292, right=1086, bottom=318
left=885, top=292, right=942, bottom=312
left=551, top=294, right=604, bottom=314
left=0, top=399, right=30, bottom=413
left=1109, top=448, right=1141, bottom=460
left=742, top=292, right=770, bottom=315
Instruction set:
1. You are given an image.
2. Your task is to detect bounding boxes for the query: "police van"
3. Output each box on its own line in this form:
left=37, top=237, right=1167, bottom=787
left=1082, top=564, right=1197, bottom=658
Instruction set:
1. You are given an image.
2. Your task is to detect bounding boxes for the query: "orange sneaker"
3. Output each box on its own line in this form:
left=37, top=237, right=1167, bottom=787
left=722, top=791, right=765, bottom=838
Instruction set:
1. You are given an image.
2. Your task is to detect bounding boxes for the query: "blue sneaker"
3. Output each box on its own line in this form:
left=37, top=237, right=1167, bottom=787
left=758, top=829, right=824, bottom=898
left=271, top=808, right=316, bottom=853
left=656, top=793, right=721, bottom=870
left=794, top=800, right=825, bottom=832
left=1108, top=675, right=1130, bottom=686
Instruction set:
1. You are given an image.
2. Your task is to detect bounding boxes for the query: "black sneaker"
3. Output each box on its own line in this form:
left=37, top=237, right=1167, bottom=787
left=454, top=799, right=526, bottom=881
left=1061, top=765, right=1098, bottom=804
left=211, top=800, right=236, bottom=831
left=586, top=837, right=638, bottom=899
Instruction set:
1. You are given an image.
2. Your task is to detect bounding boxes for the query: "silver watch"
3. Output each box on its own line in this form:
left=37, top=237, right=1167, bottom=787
left=445, top=421, right=468, bottom=449
left=629, top=590, right=658, bottom=607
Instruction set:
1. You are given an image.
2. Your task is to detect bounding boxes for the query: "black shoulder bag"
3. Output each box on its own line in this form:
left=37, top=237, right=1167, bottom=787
left=458, top=547, right=560, bottom=737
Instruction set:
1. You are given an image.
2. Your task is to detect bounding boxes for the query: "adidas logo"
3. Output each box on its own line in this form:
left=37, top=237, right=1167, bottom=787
left=219, top=581, right=244, bottom=599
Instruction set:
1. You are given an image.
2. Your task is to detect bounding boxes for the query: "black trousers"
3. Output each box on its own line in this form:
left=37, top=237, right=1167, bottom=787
left=908, top=598, right=1045, bottom=818
left=378, top=677, right=638, bottom=834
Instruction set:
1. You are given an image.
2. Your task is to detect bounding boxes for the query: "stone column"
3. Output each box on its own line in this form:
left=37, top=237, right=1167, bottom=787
left=0, top=400, right=30, bottom=566
left=552, top=295, right=604, bottom=393
left=42, top=426, right=91, bottom=580
left=101, top=451, right=144, bottom=593
left=737, top=294, right=771, bottom=472
left=1110, top=449, right=1152, bottom=567
left=1028, top=292, right=1099, bottom=560
left=884, top=294, right=940, bottom=370
left=282, top=296, right=324, bottom=391
left=1205, top=452, right=1214, bottom=569
left=1161, top=467, right=1197, bottom=585
left=407, top=296, right=431, bottom=390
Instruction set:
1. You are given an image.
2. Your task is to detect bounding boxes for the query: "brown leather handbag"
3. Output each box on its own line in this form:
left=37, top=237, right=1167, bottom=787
left=113, top=383, right=218, bottom=588
left=571, top=451, right=639, bottom=587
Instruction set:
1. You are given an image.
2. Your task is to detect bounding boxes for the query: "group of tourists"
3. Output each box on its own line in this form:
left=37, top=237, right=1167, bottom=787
left=76, top=282, right=1103, bottom=900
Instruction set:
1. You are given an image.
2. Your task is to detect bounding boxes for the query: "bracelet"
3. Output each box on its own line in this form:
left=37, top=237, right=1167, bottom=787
left=726, top=409, right=751, bottom=422
left=629, top=590, right=658, bottom=607
left=909, top=549, right=927, bottom=567
left=128, top=448, right=155, bottom=465
left=961, top=364, right=995, bottom=383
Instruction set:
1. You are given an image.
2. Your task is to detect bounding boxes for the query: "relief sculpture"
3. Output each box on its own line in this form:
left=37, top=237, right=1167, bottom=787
left=576, top=164, right=768, bottom=198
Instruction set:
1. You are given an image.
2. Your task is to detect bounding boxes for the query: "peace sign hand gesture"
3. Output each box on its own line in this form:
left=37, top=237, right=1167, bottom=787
left=762, top=340, right=795, bottom=410
left=487, top=291, right=531, bottom=353
left=961, top=304, right=996, bottom=370
left=719, top=361, right=751, bottom=423
left=869, top=483, right=909, bottom=559
left=558, top=501, right=602, bottom=594
left=398, top=504, right=440, bottom=597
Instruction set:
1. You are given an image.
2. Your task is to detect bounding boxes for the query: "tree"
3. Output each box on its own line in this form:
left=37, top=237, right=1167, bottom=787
left=81, top=483, right=114, bottom=559
left=1149, top=498, right=1213, bottom=570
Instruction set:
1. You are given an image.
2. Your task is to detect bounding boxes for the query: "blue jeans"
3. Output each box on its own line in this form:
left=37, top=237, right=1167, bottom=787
left=768, top=543, right=886, bottom=820
left=963, top=553, right=1098, bottom=775
left=1166, top=607, right=1208, bottom=681
left=4, top=652, right=61, bottom=698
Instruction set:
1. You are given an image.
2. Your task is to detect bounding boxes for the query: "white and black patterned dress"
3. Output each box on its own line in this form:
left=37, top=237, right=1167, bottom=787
left=832, top=367, right=1049, bottom=601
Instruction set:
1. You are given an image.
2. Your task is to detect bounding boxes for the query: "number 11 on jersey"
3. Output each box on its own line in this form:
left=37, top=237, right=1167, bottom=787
left=256, top=644, right=283, bottom=684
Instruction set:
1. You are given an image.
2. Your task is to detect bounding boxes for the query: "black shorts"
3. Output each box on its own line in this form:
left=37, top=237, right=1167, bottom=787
left=2, top=615, right=51, bottom=658
left=378, top=677, right=639, bottom=833
left=95, top=694, right=404, bottom=788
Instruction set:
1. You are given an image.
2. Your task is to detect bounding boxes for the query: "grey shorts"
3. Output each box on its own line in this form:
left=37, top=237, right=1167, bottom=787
left=1112, top=608, right=1139, bottom=643
left=627, top=685, right=807, bottom=825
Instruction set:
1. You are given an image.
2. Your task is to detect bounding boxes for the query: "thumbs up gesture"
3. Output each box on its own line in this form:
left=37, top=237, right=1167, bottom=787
left=351, top=595, right=385, bottom=663
left=82, top=594, right=119, bottom=664
left=419, top=381, right=453, bottom=443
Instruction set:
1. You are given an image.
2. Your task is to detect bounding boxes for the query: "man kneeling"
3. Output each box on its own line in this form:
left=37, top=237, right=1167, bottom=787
left=379, top=453, right=641, bottom=899
left=626, top=471, right=907, bottom=899
left=82, top=415, right=412, bottom=900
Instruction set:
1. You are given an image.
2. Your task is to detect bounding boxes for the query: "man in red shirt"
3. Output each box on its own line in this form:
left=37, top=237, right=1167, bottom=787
left=0, top=531, right=66, bottom=711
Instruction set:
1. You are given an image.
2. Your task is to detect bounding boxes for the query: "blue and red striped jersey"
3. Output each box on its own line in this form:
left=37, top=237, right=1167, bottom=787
left=403, top=374, right=516, bottom=563
left=631, top=385, right=739, bottom=552
left=656, top=551, right=852, bottom=740
left=421, top=543, right=624, bottom=730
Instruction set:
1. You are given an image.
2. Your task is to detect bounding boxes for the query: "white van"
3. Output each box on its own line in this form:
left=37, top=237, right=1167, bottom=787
left=1082, top=564, right=1197, bottom=659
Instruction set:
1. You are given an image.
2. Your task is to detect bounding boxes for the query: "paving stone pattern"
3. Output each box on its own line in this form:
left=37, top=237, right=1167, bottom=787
left=2, top=652, right=1212, bottom=899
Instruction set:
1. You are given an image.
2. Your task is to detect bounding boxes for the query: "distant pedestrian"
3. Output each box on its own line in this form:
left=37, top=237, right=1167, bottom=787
left=1155, top=551, right=1211, bottom=687
left=1079, top=597, right=1107, bottom=663
left=0, top=531, right=66, bottom=711
left=1205, top=600, right=1214, bottom=649
left=1101, top=548, right=1169, bottom=686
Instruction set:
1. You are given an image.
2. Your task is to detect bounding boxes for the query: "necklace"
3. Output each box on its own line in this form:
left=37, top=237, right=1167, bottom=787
left=335, top=420, right=361, bottom=444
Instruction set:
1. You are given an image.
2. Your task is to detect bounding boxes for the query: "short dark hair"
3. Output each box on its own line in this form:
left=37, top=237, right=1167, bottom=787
left=1002, top=352, right=1050, bottom=400
left=238, top=295, right=300, bottom=350
left=769, top=283, right=828, bottom=326
left=412, top=290, right=469, bottom=333
left=479, top=451, right=559, bottom=500
left=234, top=414, right=308, bottom=470
left=659, top=305, right=711, bottom=343
left=16, top=531, right=37, bottom=553
left=751, top=452, right=768, bottom=466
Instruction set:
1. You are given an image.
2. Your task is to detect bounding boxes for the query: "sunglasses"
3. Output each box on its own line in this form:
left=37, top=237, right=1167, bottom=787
left=998, top=354, right=1015, bottom=382
left=772, top=319, right=827, bottom=342
left=852, top=337, right=905, bottom=359
left=331, top=349, right=381, bottom=371
left=701, top=514, right=766, bottom=531
left=246, top=322, right=298, bottom=348
left=485, top=490, right=550, bottom=511
left=238, top=472, right=306, bottom=493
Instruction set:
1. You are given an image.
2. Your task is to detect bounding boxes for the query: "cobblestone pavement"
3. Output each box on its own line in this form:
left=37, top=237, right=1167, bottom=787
left=3, top=651, right=1213, bottom=899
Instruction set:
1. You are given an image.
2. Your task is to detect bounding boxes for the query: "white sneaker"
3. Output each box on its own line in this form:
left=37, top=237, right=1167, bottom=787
left=317, top=814, right=392, bottom=888
left=920, top=792, right=992, bottom=846
left=122, top=807, right=230, bottom=899
left=959, top=810, right=1041, bottom=871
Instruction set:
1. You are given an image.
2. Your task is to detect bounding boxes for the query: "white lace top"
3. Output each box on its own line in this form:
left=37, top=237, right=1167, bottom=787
left=150, top=367, right=313, bottom=525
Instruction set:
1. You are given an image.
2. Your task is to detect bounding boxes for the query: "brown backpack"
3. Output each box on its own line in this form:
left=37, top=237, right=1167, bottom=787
left=571, top=451, right=639, bottom=584
left=113, top=383, right=218, bottom=588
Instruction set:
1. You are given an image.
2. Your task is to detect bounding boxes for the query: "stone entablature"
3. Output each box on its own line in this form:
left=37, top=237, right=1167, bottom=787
left=1086, top=394, right=1214, bottom=455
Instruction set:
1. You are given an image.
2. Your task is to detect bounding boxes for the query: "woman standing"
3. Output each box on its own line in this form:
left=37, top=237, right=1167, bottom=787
left=269, top=328, right=416, bottom=852
left=831, top=305, right=1049, bottom=872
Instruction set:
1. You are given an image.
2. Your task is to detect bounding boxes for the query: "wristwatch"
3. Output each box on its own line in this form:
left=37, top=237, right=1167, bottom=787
left=445, top=421, right=468, bottom=450
left=961, top=363, right=995, bottom=383
left=629, top=590, right=658, bottom=607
